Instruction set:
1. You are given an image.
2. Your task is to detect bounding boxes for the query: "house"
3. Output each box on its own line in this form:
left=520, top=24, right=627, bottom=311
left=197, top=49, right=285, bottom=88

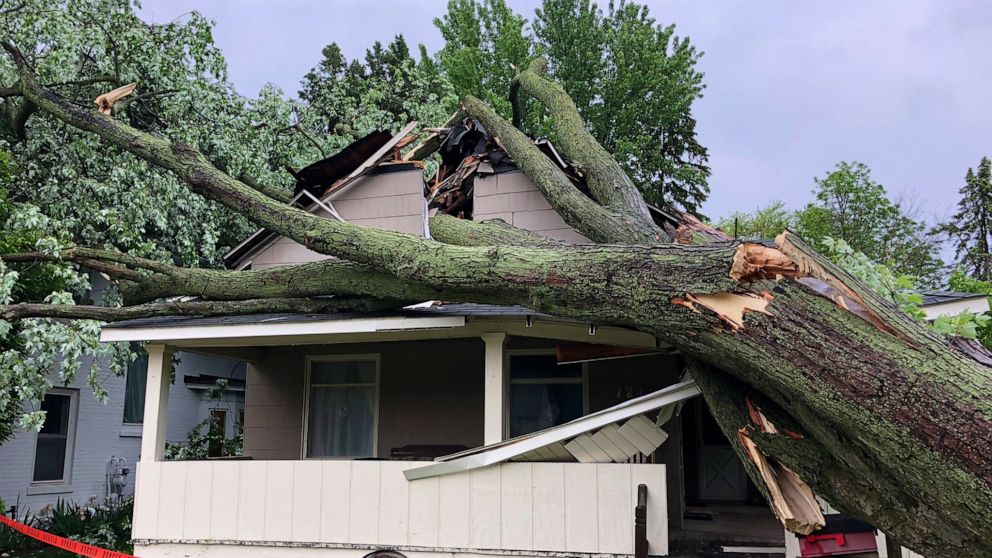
left=98, top=122, right=876, bottom=558
left=0, top=281, right=246, bottom=514
left=919, top=290, right=990, bottom=320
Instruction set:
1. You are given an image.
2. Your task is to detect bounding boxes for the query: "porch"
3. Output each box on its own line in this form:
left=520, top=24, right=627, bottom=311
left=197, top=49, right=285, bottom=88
left=103, top=305, right=698, bottom=558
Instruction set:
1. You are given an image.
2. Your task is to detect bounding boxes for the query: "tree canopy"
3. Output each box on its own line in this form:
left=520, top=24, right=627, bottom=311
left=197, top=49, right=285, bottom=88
left=436, top=0, right=710, bottom=214
left=935, top=156, right=992, bottom=281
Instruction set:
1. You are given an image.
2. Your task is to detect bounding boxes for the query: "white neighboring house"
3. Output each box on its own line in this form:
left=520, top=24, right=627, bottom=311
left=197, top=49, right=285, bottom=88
left=0, top=345, right=245, bottom=515
left=919, top=290, right=991, bottom=320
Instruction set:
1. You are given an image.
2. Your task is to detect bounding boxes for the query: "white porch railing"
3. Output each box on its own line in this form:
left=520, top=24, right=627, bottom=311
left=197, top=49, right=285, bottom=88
left=133, top=460, right=667, bottom=556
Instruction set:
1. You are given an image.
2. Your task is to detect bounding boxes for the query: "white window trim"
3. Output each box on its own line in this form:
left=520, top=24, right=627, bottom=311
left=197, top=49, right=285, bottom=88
left=504, top=349, right=589, bottom=437
left=301, top=354, right=381, bottom=460
left=29, top=388, right=79, bottom=488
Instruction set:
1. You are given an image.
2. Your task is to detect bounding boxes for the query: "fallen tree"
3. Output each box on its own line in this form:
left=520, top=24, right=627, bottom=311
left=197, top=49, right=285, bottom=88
left=1, top=45, right=990, bottom=557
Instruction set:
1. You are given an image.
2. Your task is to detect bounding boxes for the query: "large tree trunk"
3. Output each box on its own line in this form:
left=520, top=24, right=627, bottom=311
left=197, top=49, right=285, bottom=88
left=1, top=43, right=990, bottom=557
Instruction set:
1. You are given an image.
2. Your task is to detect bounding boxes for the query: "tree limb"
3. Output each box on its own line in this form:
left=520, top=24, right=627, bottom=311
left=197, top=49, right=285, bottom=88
left=429, top=213, right=565, bottom=247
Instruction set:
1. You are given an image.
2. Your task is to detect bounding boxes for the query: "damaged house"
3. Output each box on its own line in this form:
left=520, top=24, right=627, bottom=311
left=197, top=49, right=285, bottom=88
left=103, top=121, right=920, bottom=558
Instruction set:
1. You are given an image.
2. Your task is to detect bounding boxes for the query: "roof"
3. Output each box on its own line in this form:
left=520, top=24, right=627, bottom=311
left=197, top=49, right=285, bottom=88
left=919, top=290, right=989, bottom=306
left=102, top=303, right=542, bottom=331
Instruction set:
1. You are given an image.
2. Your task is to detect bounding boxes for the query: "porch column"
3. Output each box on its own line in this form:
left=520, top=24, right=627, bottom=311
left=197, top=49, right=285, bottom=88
left=482, top=333, right=508, bottom=445
left=140, top=344, right=174, bottom=462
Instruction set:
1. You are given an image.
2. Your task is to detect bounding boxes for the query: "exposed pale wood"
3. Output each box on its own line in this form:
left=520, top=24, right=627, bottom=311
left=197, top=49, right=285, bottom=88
left=94, top=82, right=136, bottom=115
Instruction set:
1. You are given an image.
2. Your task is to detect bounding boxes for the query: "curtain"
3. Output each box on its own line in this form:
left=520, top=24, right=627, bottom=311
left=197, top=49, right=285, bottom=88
left=307, top=385, right=375, bottom=457
left=123, top=347, right=148, bottom=424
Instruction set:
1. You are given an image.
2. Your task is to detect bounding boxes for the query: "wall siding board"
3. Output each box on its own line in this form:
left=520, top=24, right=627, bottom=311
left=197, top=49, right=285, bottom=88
left=348, top=461, right=381, bottom=544
left=156, top=462, right=187, bottom=540
left=408, top=476, right=440, bottom=547
left=631, top=464, right=668, bottom=556
left=437, top=471, right=471, bottom=548
left=132, top=463, right=160, bottom=540
left=319, top=461, right=352, bottom=543
left=263, top=461, right=295, bottom=541
left=531, top=463, right=566, bottom=551
left=237, top=462, right=268, bottom=542
left=209, top=461, right=239, bottom=540
left=377, top=462, right=412, bottom=546
left=597, top=464, right=633, bottom=554
left=183, top=462, right=213, bottom=540
left=499, top=463, right=533, bottom=550
left=469, top=466, right=502, bottom=549
left=291, top=461, right=322, bottom=542
left=563, top=463, right=599, bottom=552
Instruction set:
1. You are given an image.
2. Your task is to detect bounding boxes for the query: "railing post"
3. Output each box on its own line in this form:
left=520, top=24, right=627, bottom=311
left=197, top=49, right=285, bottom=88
left=635, top=483, right=648, bottom=558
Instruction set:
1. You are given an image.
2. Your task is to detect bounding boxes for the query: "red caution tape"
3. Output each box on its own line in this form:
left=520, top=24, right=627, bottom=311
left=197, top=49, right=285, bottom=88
left=0, top=513, right=137, bottom=558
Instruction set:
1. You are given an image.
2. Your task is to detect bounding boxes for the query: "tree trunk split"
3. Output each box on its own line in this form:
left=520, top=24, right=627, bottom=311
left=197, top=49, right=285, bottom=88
left=1, top=43, right=990, bottom=557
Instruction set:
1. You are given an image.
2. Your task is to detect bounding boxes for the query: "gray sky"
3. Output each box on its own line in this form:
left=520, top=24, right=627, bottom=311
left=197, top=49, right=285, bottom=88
left=139, top=1, right=992, bottom=225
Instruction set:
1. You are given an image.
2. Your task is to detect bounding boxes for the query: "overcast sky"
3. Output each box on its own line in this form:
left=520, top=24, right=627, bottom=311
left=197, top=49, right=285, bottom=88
left=140, top=1, right=991, bottom=225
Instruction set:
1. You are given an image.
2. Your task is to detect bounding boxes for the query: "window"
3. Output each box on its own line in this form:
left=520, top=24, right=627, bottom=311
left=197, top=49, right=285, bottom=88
left=123, top=344, right=148, bottom=424
left=305, top=357, right=378, bottom=458
left=508, top=353, right=584, bottom=437
left=32, top=390, right=78, bottom=483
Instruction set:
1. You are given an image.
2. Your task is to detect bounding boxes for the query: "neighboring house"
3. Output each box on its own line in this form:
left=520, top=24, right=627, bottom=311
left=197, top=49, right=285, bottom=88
left=98, top=123, right=909, bottom=558
left=919, top=290, right=991, bottom=321
left=0, top=335, right=246, bottom=514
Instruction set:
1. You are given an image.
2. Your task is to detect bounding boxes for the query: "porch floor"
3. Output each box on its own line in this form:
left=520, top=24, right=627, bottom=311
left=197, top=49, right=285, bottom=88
left=671, top=503, right=785, bottom=557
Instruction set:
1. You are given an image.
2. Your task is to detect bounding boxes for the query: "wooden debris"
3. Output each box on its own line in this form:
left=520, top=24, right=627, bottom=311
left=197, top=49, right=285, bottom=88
left=674, top=292, right=771, bottom=331
left=730, top=242, right=801, bottom=282
left=737, top=429, right=825, bottom=535
left=94, top=82, right=137, bottom=115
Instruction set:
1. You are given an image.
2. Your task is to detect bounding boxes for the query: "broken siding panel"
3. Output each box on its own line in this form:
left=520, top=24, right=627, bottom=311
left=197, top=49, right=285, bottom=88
left=473, top=171, right=590, bottom=244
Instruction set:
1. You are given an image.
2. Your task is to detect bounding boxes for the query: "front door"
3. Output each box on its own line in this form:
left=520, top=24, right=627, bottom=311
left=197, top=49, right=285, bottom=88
left=696, top=403, right=747, bottom=501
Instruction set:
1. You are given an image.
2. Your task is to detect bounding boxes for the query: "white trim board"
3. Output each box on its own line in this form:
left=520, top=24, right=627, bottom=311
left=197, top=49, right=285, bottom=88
left=100, top=315, right=466, bottom=343
left=404, top=379, right=700, bottom=480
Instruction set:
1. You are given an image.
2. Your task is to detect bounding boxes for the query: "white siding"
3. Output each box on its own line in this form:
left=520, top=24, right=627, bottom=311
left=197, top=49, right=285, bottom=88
left=133, top=461, right=667, bottom=556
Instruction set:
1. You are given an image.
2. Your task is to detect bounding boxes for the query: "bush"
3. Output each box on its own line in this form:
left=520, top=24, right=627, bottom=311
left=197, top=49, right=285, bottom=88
left=0, top=498, right=133, bottom=554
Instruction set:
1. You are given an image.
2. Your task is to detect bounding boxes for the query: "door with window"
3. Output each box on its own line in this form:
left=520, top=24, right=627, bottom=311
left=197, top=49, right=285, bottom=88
left=32, top=390, right=78, bottom=485
left=305, top=357, right=379, bottom=458
left=507, top=353, right=585, bottom=437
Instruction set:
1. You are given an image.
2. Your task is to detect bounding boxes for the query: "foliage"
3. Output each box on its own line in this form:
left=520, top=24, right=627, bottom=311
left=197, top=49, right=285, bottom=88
left=822, top=237, right=989, bottom=340
left=947, top=269, right=992, bottom=348
left=716, top=200, right=793, bottom=240
left=933, top=156, right=992, bottom=281
left=434, top=0, right=532, bottom=118
left=795, top=161, right=943, bottom=283
left=164, top=415, right=243, bottom=461
left=298, top=35, right=457, bottom=153
left=44, top=499, right=133, bottom=554
left=435, top=0, right=710, bottom=214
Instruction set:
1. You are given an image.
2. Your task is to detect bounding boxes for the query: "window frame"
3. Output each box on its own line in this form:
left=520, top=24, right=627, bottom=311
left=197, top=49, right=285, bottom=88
left=301, top=354, right=381, bottom=460
left=29, top=388, right=79, bottom=489
left=504, top=349, right=588, bottom=438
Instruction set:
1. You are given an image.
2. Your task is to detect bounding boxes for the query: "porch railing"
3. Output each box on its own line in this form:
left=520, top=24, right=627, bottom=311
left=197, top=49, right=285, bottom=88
left=133, top=460, right=667, bottom=556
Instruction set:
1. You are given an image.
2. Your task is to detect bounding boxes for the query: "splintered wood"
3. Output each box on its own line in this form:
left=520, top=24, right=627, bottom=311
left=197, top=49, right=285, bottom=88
left=740, top=400, right=824, bottom=535
left=94, top=83, right=137, bottom=115
left=671, top=292, right=771, bottom=331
